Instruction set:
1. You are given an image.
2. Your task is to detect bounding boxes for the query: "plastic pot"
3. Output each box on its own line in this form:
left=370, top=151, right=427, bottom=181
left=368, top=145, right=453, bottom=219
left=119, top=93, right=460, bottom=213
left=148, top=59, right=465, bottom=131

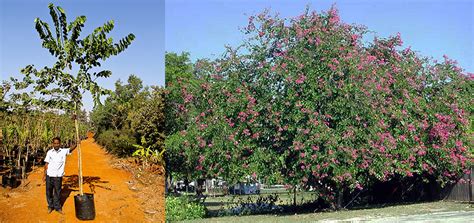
left=9, top=176, right=20, bottom=188
left=13, top=167, right=22, bottom=179
left=26, top=161, right=33, bottom=172
left=74, top=193, right=95, bottom=220
left=2, top=175, right=9, bottom=187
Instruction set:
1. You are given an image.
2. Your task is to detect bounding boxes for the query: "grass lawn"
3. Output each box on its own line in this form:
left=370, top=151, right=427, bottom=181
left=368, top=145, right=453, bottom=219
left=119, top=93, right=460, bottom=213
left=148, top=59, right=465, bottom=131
left=184, top=201, right=473, bottom=223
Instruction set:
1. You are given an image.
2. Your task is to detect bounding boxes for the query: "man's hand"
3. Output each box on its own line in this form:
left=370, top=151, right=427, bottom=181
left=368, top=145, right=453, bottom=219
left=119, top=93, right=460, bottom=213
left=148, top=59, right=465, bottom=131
left=44, top=163, right=48, bottom=183
left=69, top=142, right=78, bottom=153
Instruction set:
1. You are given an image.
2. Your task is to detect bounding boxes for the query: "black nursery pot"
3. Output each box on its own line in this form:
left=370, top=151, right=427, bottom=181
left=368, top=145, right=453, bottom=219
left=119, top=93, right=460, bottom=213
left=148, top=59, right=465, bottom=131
left=13, top=167, right=22, bottom=179
left=9, top=176, right=20, bottom=188
left=74, top=193, right=96, bottom=220
left=27, top=161, right=34, bottom=172
left=1, top=175, right=9, bottom=187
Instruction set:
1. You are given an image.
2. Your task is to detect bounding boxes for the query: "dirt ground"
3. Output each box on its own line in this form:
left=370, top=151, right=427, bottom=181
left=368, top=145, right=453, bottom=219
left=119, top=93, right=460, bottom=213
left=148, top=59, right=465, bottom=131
left=0, top=137, right=164, bottom=223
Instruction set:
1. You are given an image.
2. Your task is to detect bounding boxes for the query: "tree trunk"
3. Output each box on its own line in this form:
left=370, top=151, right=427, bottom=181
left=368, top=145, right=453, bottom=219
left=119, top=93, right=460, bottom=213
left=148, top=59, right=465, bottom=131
left=293, top=186, right=297, bottom=207
left=75, top=102, right=83, bottom=195
left=184, top=177, right=189, bottom=193
left=17, top=146, right=21, bottom=167
left=336, top=189, right=343, bottom=210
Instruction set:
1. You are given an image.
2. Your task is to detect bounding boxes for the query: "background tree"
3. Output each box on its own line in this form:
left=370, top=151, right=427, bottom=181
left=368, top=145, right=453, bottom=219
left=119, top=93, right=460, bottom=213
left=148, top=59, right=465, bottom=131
left=90, top=75, right=166, bottom=165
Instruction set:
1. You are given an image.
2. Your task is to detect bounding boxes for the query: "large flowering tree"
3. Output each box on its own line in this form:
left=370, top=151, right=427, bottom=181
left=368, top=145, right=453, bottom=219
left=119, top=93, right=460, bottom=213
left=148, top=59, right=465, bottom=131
left=166, top=6, right=473, bottom=206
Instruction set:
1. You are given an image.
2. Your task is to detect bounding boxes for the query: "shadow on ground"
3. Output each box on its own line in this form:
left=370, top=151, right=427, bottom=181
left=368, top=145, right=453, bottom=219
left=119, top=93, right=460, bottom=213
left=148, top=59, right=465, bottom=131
left=60, top=175, right=111, bottom=207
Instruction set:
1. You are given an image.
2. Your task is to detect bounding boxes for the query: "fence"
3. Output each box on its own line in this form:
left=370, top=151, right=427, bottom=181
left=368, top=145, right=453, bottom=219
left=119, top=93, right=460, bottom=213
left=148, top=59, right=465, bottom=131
left=442, top=166, right=473, bottom=202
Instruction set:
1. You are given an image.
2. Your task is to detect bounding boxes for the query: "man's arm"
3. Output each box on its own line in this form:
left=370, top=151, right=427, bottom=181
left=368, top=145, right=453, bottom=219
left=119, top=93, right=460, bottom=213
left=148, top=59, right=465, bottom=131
left=69, top=142, right=77, bottom=153
left=43, top=162, right=48, bottom=182
left=43, top=151, right=50, bottom=182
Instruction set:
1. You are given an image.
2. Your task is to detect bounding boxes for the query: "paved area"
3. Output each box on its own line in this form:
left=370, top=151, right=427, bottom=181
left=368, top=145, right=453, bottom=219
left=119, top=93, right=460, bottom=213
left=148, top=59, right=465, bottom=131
left=322, top=211, right=474, bottom=223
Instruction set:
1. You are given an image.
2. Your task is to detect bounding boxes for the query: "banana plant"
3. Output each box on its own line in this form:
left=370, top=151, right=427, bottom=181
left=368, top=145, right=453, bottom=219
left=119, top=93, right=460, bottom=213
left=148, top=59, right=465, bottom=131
left=132, top=136, right=166, bottom=169
left=11, top=3, right=135, bottom=195
left=132, top=137, right=152, bottom=169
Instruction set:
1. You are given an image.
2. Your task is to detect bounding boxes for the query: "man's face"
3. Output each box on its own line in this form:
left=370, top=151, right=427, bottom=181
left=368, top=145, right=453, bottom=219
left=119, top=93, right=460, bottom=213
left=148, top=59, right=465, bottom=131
left=53, top=139, right=60, bottom=150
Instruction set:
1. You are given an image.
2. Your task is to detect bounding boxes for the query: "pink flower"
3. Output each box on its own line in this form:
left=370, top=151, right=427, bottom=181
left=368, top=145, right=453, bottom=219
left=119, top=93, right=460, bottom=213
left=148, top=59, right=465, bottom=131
left=422, top=163, right=429, bottom=170
left=252, top=172, right=257, bottom=179
left=328, top=63, right=337, bottom=71
left=351, top=34, right=359, bottom=42
left=198, top=155, right=205, bottom=163
left=295, top=74, right=306, bottom=84
left=300, top=152, right=306, bottom=158
left=243, top=129, right=251, bottom=136
left=399, top=135, right=406, bottom=142
left=328, top=6, right=340, bottom=24
left=251, top=132, right=260, bottom=139
left=293, top=141, right=303, bottom=151
left=198, top=138, right=206, bottom=148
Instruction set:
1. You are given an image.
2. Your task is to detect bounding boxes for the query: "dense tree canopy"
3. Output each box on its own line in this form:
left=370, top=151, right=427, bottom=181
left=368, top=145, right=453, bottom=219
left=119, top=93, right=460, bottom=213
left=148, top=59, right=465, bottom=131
left=166, top=6, right=473, bottom=205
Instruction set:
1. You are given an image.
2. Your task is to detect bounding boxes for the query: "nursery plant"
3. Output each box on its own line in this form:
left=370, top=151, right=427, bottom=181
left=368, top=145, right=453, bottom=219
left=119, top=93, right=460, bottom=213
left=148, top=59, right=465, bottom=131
left=10, top=3, right=135, bottom=215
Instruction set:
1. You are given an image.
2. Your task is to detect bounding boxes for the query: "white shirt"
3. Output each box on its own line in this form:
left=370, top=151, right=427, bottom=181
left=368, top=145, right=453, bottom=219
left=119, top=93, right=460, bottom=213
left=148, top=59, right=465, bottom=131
left=44, top=148, right=71, bottom=177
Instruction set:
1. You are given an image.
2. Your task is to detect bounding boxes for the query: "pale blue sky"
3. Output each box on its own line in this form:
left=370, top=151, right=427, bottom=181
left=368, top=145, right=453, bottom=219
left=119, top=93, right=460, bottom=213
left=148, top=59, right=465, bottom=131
left=1, top=0, right=165, bottom=111
left=166, top=0, right=473, bottom=73
left=2, top=0, right=472, bottom=111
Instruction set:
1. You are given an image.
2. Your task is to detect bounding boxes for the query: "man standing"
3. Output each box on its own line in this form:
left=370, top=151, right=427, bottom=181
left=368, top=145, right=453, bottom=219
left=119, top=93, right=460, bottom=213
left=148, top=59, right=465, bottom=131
left=43, top=137, right=77, bottom=214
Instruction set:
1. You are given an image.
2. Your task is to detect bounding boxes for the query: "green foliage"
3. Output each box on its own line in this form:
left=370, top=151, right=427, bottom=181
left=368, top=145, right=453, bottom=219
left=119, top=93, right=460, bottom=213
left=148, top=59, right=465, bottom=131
left=91, top=75, right=166, bottom=161
left=132, top=136, right=166, bottom=167
left=130, top=86, right=166, bottom=153
left=95, top=129, right=135, bottom=157
left=1, top=106, right=88, bottom=155
left=12, top=3, right=135, bottom=111
left=165, top=196, right=206, bottom=222
left=164, top=52, right=197, bottom=135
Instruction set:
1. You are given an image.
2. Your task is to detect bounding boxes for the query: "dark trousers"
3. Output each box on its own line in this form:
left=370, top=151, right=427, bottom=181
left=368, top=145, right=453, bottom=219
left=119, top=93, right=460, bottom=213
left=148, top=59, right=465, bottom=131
left=46, top=176, right=62, bottom=210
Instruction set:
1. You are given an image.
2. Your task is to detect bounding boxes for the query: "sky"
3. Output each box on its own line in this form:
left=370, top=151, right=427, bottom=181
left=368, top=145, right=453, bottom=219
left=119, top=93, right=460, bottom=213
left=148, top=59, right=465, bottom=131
left=2, top=0, right=472, bottom=111
left=166, top=0, right=473, bottom=73
left=1, top=0, right=165, bottom=112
